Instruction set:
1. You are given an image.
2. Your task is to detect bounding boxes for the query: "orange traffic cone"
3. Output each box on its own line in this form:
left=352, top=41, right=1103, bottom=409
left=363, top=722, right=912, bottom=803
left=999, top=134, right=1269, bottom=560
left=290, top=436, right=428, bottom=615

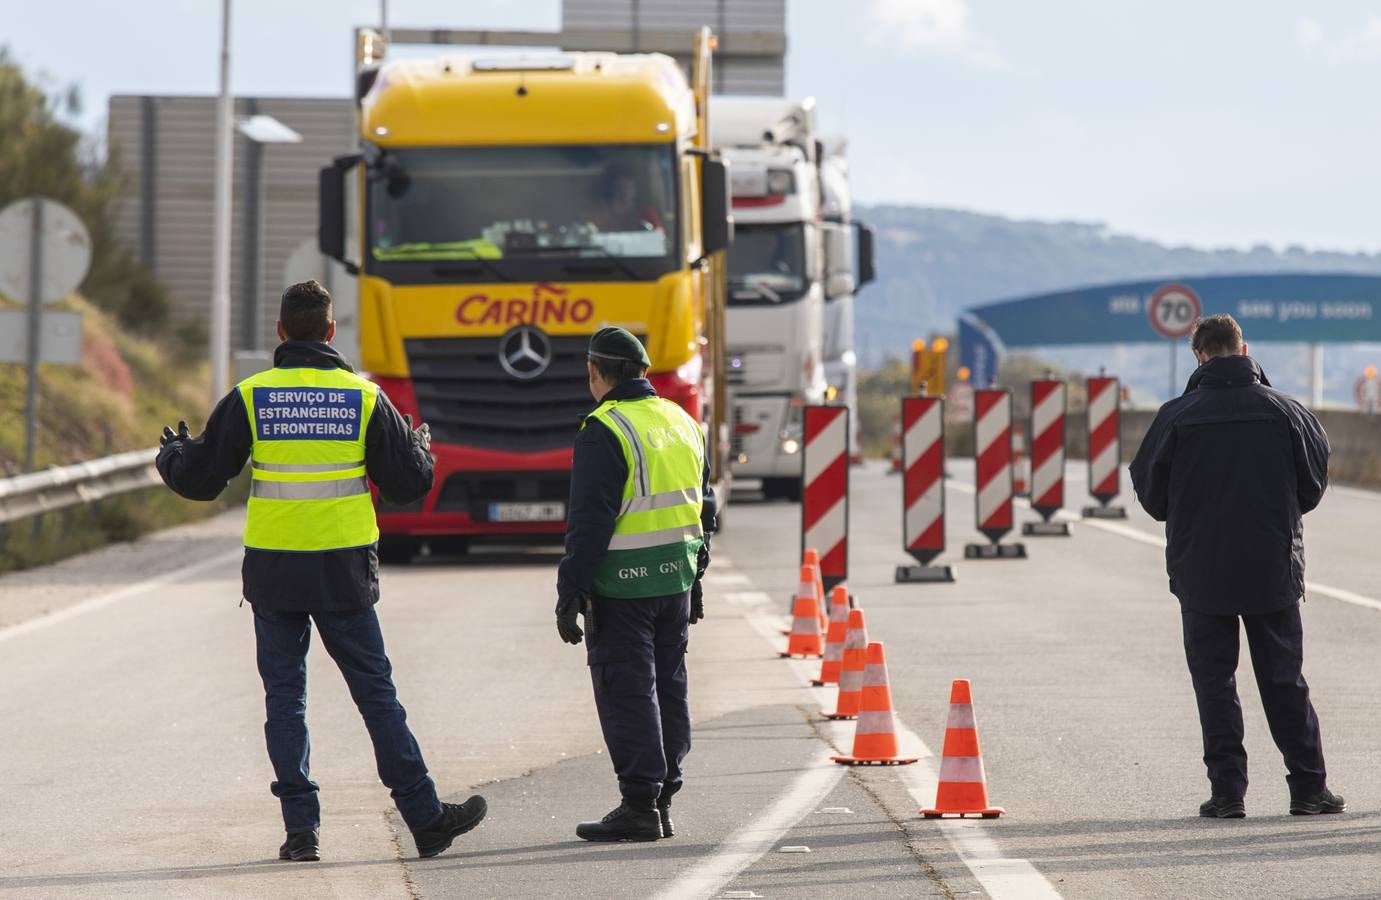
left=779, top=565, right=824, bottom=658
left=833, top=642, right=918, bottom=766
left=921, top=679, right=1005, bottom=819
left=811, top=585, right=851, bottom=686
left=803, top=548, right=828, bottom=631
left=822, top=609, right=867, bottom=719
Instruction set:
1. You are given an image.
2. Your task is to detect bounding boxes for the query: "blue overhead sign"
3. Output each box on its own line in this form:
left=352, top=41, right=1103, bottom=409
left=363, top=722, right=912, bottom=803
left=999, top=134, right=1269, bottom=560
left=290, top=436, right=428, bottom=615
left=958, top=316, right=1000, bottom=388
left=967, top=274, right=1381, bottom=346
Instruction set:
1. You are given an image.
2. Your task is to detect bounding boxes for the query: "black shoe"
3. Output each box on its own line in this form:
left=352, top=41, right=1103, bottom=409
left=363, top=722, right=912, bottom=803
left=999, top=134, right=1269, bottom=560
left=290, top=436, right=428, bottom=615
left=1290, top=788, right=1346, bottom=816
left=576, top=802, right=662, bottom=842
left=413, top=796, right=488, bottom=859
left=1199, top=796, right=1246, bottom=819
left=278, top=830, right=320, bottom=862
left=657, top=800, right=674, bottom=839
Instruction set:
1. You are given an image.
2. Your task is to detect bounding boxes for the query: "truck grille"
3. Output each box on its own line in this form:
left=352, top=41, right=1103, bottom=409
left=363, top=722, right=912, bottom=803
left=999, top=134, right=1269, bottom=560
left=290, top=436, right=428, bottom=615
left=405, top=335, right=596, bottom=452
left=435, top=471, right=570, bottom=517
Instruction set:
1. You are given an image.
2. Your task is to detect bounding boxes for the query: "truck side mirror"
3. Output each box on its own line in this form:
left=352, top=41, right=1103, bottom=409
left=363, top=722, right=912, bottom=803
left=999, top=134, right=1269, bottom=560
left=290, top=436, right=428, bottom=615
left=855, top=222, right=876, bottom=288
left=319, top=154, right=362, bottom=272
left=701, top=158, right=733, bottom=256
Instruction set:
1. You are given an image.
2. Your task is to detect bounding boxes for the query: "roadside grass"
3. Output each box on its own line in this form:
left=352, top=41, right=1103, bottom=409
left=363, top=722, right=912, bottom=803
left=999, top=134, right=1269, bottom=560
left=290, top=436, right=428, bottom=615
left=0, top=296, right=239, bottom=573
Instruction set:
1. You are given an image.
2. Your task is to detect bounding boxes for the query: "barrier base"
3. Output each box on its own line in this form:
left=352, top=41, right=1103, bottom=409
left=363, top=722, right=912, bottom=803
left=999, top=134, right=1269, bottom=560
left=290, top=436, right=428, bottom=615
left=833, top=755, right=919, bottom=766
left=921, top=807, right=1005, bottom=819
left=1022, top=521, right=1071, bottom=537
left=895, top=564, right=956, bottom=583
left=963, top=543, right=1027, bottom=560
left=1082, top=505, right=1127, bottom=519
left=821, top=710, right=858, bottom=721
left=779, top=650, right=823, bottom=660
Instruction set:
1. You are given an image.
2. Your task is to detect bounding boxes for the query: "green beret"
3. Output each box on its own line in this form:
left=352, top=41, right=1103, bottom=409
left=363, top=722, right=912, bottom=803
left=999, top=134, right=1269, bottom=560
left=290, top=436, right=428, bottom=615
left=588, top=326, right=650, bottom=367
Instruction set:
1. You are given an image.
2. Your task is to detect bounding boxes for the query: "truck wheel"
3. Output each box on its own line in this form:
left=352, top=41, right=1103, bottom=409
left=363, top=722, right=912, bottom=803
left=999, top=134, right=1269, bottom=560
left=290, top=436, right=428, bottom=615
left=377, top=537, right=420, bottom=565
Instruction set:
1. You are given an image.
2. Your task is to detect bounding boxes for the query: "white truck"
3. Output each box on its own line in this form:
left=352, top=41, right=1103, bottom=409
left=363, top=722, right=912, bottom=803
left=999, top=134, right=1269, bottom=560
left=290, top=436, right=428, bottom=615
left=715, top=97, right=829, bottom=501
left=817, top=137, right=876, bottom=462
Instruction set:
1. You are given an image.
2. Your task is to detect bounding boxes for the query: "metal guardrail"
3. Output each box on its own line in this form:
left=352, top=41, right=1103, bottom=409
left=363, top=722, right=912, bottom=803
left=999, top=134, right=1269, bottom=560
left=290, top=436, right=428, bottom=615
left=0, top=448, right=162, bottom=525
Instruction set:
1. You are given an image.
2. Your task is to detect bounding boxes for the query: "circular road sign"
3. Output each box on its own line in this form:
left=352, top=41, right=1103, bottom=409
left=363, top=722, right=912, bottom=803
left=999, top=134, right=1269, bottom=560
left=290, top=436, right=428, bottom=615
left=1147, top=282, right=1202, bottom=339
left=0, top=198, right=93, bottom=306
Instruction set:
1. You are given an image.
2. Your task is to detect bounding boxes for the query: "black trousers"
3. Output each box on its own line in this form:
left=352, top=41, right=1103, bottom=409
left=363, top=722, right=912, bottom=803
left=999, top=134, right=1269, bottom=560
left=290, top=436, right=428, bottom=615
left=1181, top=604, right=1326, bottom=799
left=587, top=591, right=692, bottom=808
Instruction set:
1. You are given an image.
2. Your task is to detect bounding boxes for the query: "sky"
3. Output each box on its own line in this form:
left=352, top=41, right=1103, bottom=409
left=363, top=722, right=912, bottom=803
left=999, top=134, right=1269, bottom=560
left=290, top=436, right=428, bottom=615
left=5, top=0, right=1381, bottom=251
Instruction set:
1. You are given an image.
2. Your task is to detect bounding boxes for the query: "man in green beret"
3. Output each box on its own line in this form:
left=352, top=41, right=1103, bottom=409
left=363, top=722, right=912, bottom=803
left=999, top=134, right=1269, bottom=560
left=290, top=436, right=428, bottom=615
left=556, top=326, right=717, bottom=842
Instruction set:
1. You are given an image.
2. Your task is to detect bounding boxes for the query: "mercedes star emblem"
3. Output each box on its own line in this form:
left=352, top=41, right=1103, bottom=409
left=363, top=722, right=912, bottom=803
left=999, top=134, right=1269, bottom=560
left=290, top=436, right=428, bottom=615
left=497, top=325, right=553, bottom=380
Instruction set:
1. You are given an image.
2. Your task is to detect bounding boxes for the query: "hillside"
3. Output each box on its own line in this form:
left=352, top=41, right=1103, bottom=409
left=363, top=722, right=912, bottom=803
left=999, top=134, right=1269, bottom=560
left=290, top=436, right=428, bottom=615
left=0, top=297, right=235, bottom=571
left=853, top=205, right=1381, bottom=404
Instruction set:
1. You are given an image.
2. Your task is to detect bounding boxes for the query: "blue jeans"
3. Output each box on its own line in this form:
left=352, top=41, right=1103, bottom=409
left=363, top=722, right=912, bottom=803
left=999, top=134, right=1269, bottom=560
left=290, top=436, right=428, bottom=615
left=253, top=605, right=443, bottom=832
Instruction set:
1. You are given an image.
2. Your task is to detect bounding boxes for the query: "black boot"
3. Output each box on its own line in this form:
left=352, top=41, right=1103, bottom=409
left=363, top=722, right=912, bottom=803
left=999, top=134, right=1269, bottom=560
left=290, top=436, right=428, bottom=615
left=657, top=800, right=675, bottom=838
left=1198, top=795, right=1245, bottom=819
left=278, top=830, right=320, bottom=861
left=1290, top=788, right=1345, bottom=816
left=576, top=801, right=662, bottom=842
left=412, top=796, right=488, bottom=859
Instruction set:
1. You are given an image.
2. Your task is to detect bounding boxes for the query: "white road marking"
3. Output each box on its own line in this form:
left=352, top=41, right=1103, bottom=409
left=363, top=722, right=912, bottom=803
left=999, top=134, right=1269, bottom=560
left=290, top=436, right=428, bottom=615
left=0, top=548, right=244, bottom=646
left=952, top=475, right=1381, bottom=613
left=653, top=747, right=845, bottom=900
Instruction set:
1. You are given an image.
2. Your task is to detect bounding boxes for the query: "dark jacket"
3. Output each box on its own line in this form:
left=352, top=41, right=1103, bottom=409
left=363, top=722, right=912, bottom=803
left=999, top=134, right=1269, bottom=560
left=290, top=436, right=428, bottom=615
left=1129, top=355, right=1329, bottom=616
left=556, top=378, right=716, bottom=604
left=156, top=341, right=433, bottom=611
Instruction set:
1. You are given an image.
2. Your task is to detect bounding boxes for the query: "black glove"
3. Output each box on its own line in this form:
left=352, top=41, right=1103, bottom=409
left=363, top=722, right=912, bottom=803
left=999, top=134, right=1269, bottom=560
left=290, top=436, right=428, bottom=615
left=160, top=420, right=190, bottom=448
left=404, top=414, right=432, bottom=453
left=557, top=592, right=594, bottom=645
left=690, top=579, right=704, bottom=625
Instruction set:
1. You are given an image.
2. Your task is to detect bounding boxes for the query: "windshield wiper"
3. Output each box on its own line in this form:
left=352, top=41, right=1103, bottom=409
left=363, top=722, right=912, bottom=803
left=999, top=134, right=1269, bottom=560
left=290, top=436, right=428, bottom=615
left=430, top=256, right=512, bottom=282
left=503, top=244, right=642, bottom=281
left=729, top=280, right=782, bottom=304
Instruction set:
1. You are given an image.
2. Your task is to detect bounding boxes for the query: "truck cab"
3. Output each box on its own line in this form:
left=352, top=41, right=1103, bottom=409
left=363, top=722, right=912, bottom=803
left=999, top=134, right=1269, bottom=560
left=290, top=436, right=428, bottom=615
left=319, top=44, right=732, bottom=560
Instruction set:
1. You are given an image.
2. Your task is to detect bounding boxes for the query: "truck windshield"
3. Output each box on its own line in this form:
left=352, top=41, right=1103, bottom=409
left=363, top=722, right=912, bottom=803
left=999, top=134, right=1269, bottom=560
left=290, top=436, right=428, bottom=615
left=727, top=224, right=809, bottom=305
left=366, top=144, right=679, bottom=283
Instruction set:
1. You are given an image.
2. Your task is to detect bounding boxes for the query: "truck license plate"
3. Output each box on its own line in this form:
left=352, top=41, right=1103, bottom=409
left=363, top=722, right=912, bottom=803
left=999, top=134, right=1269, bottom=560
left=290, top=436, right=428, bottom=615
left=488, top=502, right=566, bottom=522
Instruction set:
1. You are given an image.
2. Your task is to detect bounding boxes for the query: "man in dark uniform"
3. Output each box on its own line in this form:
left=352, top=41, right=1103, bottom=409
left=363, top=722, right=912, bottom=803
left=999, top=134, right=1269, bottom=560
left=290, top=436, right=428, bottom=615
left=156, top=280, right=487, bottom=861
left=557, top=326, right=716, bottom=842
left=1131, top=313, right=1342, bottom=819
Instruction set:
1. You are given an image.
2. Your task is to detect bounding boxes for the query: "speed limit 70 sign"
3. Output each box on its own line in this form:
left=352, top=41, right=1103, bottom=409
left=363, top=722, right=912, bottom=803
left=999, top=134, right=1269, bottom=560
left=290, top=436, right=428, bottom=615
left=1147, top=283, right=1202, bottom=339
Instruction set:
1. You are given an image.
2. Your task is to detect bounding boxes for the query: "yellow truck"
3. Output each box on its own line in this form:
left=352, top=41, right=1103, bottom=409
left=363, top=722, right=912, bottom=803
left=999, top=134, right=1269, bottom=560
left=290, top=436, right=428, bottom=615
left=319, top=29, right=732, bottom=561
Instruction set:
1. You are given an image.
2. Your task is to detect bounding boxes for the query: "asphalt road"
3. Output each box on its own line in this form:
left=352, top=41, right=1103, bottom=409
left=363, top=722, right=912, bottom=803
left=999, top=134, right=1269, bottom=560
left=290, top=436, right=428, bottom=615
left=1, top=461, right=1379, bottom=898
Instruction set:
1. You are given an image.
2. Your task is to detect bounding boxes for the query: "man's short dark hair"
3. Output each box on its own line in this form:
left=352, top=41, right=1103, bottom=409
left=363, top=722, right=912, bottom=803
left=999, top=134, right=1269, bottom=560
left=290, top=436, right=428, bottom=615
left=1190, top=314, right=1243, bottom=357
left=589, top=355, right=648, bottom=387
left=280, top=280, right=333, bottom=341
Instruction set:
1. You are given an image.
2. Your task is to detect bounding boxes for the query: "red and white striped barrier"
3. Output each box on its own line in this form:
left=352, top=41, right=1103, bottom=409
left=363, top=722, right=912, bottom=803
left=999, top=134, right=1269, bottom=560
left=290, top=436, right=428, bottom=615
left=896, top=396, right=954, bottom=582
left=965, top=389, right=1026, bottom=559
left=1022, top=379, right=1071, bottom=536
left=1083, top=374, right=1127, bottom=519
left=802, top=405, right=850, bottom=589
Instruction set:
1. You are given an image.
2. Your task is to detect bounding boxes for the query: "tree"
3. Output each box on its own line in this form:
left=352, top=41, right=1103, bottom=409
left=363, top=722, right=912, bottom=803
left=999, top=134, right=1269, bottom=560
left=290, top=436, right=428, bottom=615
left=0, top=49, right=168, bottom=332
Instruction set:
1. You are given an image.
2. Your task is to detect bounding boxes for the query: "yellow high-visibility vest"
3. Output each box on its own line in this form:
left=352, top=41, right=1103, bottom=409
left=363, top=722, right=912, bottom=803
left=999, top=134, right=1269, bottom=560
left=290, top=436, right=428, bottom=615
left=237, top=366, right=380, bottom=552
left=583, top=396, right=705, bottom=598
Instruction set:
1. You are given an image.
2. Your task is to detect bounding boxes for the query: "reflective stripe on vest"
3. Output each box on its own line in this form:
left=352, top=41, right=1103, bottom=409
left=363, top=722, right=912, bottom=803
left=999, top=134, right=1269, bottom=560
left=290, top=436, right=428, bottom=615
left=584, top=396, right=705, bottom=598
left=237, top=365, right=381, bottom=553
left=250, top=476, right=370, bottom=500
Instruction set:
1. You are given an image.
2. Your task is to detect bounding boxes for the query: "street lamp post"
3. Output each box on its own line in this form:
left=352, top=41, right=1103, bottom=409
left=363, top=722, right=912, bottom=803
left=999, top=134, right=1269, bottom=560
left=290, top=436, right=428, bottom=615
left=209, top=0, right=234, bottom=405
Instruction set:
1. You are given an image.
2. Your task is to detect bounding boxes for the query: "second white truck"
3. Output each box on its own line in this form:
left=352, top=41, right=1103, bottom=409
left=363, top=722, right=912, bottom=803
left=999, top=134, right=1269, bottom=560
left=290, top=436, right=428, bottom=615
left=715, top=97, right=828, bottom=500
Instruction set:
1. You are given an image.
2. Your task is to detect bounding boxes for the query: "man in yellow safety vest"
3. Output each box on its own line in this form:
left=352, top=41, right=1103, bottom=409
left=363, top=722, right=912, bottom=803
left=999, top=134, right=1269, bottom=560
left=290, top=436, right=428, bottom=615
left=557, top=326, right=717, bottom=843
left=156, top=280, right=486, bottom=861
